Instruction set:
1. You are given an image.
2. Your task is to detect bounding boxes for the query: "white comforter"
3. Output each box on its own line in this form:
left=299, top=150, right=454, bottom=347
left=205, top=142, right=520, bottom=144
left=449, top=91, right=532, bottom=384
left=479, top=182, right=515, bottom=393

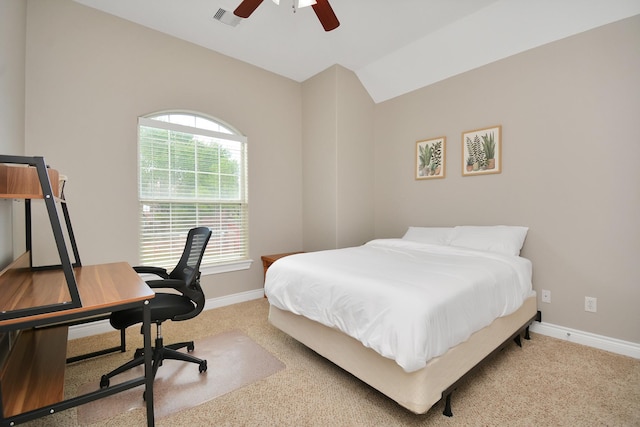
left=265, top=239, right=534, bottom=373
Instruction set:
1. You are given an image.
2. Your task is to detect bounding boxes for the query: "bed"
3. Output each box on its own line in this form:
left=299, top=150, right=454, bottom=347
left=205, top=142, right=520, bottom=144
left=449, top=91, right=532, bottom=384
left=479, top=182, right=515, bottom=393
left=264, top=225, right=538, bottom=416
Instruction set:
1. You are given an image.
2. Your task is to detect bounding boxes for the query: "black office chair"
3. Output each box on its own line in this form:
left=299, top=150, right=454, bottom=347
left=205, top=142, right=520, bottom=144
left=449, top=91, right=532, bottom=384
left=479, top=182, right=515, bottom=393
left=100, top=226, right=212, bottom=389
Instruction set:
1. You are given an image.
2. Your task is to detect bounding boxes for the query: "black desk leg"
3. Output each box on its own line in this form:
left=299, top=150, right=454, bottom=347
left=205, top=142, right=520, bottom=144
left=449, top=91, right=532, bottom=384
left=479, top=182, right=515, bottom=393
left=143, top=300, right=155, bottom=426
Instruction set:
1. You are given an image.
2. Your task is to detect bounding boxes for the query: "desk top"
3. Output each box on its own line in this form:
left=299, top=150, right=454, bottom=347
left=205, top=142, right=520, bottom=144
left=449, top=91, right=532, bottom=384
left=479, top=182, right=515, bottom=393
left=0, top=259, right=154, bottom=328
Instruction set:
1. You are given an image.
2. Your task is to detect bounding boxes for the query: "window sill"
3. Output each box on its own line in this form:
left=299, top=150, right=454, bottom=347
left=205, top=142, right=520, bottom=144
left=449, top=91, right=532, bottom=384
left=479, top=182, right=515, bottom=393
left=200, top=259, right=253, bottom=276
left=137, top=259, right=253, bottom=282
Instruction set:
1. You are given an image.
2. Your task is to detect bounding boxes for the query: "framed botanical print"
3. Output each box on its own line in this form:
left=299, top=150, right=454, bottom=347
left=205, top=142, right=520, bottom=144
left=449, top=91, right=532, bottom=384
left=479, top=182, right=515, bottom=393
left=462, top=125, right=502, bottom=176
left=416, top=136, right=446, bottom=180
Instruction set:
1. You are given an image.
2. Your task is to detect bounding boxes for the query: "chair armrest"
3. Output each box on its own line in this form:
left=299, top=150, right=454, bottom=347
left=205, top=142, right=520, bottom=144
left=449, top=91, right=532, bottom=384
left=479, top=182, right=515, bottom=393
left=133, top=266, right=169, bottom=279
left=145, top=278, right=185, bottom=290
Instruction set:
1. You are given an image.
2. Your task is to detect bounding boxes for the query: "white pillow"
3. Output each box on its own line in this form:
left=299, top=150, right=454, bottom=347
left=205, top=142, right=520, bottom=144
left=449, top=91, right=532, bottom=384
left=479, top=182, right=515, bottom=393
left=449, top=225, right=529, bottom=256
left=402, top=227, right=454, bottom=246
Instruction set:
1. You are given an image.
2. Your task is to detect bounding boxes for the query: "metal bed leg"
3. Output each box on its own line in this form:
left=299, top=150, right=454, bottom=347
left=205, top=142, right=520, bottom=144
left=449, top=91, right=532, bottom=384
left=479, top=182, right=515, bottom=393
left=513, top=333, right=522, bottom=348
left=443, top=392, right=453, bottom=417
left=524, top=326, right=531, bottom=340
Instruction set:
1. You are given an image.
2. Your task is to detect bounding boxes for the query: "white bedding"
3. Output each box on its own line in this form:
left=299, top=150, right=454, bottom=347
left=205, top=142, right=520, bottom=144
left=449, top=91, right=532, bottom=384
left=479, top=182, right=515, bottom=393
left=265, top=239, right=534, bottom=373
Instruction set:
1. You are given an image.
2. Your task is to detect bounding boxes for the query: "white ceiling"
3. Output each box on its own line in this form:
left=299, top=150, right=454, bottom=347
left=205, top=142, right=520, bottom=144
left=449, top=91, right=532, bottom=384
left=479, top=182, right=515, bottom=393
left=74, top=0, right=640, bottom=103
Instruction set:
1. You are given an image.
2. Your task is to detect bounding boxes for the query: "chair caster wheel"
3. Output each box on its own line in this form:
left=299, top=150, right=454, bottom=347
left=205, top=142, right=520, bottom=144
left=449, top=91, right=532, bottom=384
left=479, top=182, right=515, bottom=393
left=187, top=342, right=195, bottom=352
left=100, top=375, right=110, bottom=389
left=199, top=360, right=207, bottom=373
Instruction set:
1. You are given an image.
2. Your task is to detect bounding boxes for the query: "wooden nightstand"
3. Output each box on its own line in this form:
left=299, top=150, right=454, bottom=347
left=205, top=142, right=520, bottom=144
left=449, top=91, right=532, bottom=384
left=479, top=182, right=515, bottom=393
left=261, top=252, right=303, bottom=281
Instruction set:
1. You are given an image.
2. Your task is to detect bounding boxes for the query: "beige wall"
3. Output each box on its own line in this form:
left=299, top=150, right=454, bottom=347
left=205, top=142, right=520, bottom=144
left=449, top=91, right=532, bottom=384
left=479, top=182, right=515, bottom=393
left=302, top=65, right=375, bottom=251
left=22, top=0, right=303, bottom=298
left=335, top=66, right=375, bottom=248
left=373, top=15, right=640, bottom=343
left=302, top=67, right=338, bottom=251
left=0, top=0, right=27, bottom=266
left=5, top=0, right=638, bottom=345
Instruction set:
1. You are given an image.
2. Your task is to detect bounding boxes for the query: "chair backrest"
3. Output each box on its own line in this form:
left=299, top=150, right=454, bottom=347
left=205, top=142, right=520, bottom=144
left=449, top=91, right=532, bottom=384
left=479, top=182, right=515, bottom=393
left=170, top=227, right=212, bottom=283
left=168, top=226, right=212, bottom=320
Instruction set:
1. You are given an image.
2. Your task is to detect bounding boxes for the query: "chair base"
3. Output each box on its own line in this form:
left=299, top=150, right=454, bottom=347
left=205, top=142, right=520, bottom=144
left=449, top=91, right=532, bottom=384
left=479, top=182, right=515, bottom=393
left=100, top=335, right=207, bottom=389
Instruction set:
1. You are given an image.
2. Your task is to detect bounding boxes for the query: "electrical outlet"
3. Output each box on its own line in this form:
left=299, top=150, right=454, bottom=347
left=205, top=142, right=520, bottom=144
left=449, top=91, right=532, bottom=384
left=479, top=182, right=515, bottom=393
left=541, top=289, right=551, bottom=303
left=585, top=296, right=597, bottom=313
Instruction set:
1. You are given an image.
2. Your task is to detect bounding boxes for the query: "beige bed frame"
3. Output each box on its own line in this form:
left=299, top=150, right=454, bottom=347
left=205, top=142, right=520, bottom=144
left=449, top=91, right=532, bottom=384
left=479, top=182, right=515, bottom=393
left=269, top=295, right=538, bottom=415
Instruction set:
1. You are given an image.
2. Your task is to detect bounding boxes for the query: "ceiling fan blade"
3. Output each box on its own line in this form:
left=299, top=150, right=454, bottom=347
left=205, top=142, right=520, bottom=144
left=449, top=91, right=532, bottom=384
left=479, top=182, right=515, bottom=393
left=312, top=0, right=340, bottom=32
left=234, top=0, right=265, bottom=18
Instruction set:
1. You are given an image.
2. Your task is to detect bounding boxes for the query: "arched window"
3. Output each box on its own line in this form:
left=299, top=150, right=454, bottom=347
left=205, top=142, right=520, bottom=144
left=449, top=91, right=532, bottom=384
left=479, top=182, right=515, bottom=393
left=138, top=112, right=249, bottom=273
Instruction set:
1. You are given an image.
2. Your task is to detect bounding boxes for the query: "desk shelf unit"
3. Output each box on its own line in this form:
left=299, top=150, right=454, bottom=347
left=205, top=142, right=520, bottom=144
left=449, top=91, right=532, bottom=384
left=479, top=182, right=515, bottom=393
left=0, top=155, right=81, bottom=321
left=0, top=155, right=155, bottom=426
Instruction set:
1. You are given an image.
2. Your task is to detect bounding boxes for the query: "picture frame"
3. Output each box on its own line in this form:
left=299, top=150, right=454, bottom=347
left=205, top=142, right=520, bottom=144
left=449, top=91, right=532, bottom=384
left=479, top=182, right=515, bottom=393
left=462, top=125, right=502, bottom=176
left=416, top=136, right=446, bottom=180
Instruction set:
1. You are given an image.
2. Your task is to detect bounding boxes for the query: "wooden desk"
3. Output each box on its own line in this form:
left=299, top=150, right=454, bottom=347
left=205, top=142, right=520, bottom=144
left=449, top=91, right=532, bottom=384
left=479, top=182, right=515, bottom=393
left=0, top=258, right=156, bottom=426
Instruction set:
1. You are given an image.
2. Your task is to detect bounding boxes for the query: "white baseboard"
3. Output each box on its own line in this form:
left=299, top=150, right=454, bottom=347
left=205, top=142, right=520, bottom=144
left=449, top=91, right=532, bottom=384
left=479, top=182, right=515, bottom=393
left=68, top=289, right=265, bottom=340
left=530, top=321, right=640, bottom=359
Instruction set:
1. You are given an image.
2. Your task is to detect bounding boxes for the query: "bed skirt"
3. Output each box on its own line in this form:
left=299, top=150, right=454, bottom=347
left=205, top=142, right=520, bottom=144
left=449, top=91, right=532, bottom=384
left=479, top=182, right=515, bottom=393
left=268, top=295, right=537, bottom=414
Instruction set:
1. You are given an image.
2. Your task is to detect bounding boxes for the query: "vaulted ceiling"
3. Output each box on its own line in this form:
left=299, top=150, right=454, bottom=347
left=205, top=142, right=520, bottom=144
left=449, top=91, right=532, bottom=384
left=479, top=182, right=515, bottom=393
left=75, top=0, right=640, bottom=103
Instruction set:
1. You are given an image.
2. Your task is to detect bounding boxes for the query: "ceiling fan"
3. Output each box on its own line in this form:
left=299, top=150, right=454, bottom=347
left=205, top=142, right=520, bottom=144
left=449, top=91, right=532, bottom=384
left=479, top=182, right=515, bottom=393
left=234, top=0, right=340, bottom=32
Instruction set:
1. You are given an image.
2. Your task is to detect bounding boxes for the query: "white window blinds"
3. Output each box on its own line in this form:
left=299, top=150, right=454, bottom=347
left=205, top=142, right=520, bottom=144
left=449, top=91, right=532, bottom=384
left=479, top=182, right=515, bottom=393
left=138, top=114, right=248, bottom=271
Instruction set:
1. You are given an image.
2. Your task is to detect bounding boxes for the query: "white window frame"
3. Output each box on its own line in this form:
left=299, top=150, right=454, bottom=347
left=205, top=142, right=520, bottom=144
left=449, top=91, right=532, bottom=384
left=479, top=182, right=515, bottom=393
left=138, top=113, right=252, bottom=275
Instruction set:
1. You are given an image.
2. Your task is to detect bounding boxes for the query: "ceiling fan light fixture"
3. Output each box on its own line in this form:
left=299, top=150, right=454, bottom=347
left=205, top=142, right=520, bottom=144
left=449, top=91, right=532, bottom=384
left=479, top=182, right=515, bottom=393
left=236, top=0, right=338, bottom=31
left=271, top=0, right=317, bottom=8
left=297, top=0, right=317, bottom=8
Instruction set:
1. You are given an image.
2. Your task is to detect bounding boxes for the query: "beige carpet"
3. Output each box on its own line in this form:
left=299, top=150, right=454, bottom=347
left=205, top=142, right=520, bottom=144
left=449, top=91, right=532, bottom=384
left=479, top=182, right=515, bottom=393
left=75, top=330, right=285, bottom=424
left=21, top=298, right=640, bottom=426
